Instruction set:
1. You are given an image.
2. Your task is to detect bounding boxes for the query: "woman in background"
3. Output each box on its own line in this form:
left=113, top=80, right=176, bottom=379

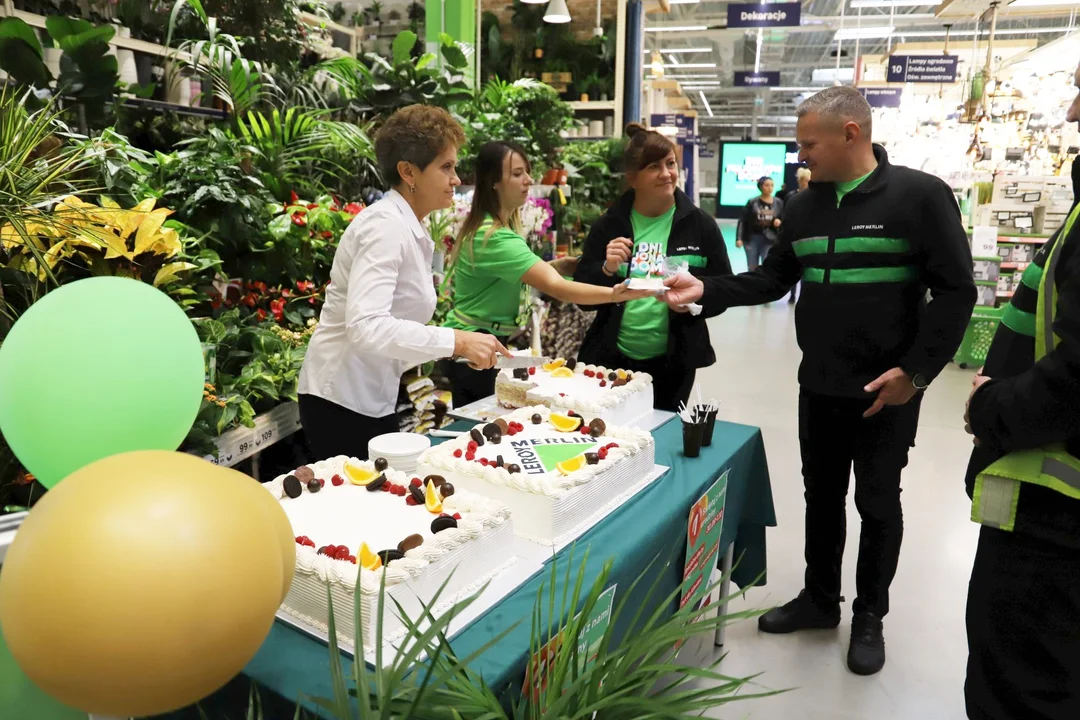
left=441, top=141, right=649, bottom=408
left=738, top=176, right=783, bottom=271
left=573, top=123, right=732, bottom=412
left=298, top=105, right=509, bottom=459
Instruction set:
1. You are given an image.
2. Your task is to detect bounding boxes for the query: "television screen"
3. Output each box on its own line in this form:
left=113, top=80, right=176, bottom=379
left=718, top=142, right=789, bottom=208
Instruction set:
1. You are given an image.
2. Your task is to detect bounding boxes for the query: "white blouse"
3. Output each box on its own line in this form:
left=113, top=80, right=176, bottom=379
left=298, top=190, right=456, bottom=418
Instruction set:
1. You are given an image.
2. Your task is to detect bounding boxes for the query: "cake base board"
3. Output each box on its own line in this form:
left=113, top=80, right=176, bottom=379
left=273, top=544, right=544, bottom=668
left=450, top=395, right=674, bottom=432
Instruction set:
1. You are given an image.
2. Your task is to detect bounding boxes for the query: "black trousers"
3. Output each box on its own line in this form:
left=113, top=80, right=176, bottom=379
left=578, top=346, right=696, bottom=412
left=440, top=358, right=499, bottom=410
left=297, top=393, right=399, bottom=461
left=966, top=526, right=1080, bottom=720
left=799, top=390, right=921, bottom=617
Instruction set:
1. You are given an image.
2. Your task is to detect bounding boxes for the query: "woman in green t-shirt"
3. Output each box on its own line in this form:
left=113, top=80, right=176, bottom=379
left=441, top=141, right=649, bottom=408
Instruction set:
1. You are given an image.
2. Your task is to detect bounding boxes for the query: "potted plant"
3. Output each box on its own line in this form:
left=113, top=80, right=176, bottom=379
left=534, top=26, right=546, bottom=59
left=330, top=1, right=346, bottom=23
left=368, top=0, right=382, bottom=27
left=578, top=72, right=601, bottom=103
left=407, top=1, right=425, bottom=32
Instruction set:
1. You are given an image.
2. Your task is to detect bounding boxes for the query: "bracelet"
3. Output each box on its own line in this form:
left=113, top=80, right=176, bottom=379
left=602, top=265, right=615, bottom=277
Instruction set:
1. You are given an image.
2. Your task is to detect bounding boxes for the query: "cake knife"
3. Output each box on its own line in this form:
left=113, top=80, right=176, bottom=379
left=455, top=355, right=550, bottom=369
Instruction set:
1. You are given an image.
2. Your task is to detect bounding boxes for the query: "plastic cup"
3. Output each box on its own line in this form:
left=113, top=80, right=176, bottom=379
left=694, top=405, right=718, bottom=446
left=682, top=420, right=707, bottom=458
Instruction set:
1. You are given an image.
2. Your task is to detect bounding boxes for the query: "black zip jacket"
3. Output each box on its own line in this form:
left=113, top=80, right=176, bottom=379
left=573, top=188, right=732, bottom=370
left=698, top=144, right=976, bottom=397
left=966, top=159, right=1080, bottom=549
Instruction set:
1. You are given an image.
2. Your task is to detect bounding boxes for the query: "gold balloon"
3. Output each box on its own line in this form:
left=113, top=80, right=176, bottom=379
left=0, top=451, right=285, bottom=718
left=243, top=471, right=296, bottom=602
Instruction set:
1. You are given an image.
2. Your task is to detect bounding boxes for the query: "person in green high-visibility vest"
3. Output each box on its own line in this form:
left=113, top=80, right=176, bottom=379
left=962, top=63, right=1080, bottom=720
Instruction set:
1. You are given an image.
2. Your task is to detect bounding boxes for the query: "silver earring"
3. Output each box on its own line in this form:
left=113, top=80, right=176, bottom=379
left=409, top=185, right=416, bottom=194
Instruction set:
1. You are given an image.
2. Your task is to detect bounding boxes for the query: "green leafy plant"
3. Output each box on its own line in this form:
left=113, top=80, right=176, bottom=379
left=358, top=31, right=473, bottom=117
left=257, top=192, right=362, bottom=287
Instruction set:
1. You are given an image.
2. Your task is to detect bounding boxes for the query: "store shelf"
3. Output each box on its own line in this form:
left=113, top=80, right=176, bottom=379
left=202, top=402, right=302, bottom=470
left=568, top=100, right=616, bottom=111
left=1, top=9, right=191, bottom=62
left=0, top=511, right=27, bottom=564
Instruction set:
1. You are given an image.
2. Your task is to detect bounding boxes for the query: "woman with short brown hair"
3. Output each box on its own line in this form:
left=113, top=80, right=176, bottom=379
left=298, top=105, right=509, bottom=459
left=573, top=123, right=732, bottom=411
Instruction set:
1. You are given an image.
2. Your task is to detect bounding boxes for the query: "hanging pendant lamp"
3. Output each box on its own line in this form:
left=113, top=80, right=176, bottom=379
left=544, top=0, right=572, bottom=24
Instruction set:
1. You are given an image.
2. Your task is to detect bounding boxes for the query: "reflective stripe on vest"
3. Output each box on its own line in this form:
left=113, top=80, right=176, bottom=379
left=972, top=202, right=1080, bottom=530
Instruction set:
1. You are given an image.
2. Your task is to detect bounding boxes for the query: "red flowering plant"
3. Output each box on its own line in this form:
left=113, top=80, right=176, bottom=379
left=203, top=277, right=328, bottom=331
left=258, top=192, right=363, bottom=288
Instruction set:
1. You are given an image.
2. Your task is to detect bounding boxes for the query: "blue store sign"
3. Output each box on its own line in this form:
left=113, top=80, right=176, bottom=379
left=860, top=87, right=903, bottom=108
left=734, top=71, right=780, bottom=87
left=727, top=2, right=801, bottom=28
left=886, top=55, right=958, bottom=83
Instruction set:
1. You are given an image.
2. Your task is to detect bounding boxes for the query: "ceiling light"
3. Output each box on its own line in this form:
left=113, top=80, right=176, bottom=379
left=849, top=0, right=939, bottom=6
left=670, top=0, right=701, bottom=4
left=899, top=27, right=1073, bottom=38
left=665, top=73, right=720, bottom=79
left=699, top=91, right=715, bottom=117
left=771, top=86, right=820, bottom=92
left=833, top=26, right=894, bottom=41
left=646, top=25, right=709, bottom=33
left=543, top=0, right=571, bottom=24
left=659, top=62, right=718, bottom=68
left=681, top=81, right=722, bottom=86
left=646, top=47, right=713, bottom=55
left=1001, top=0, right=1076, bottom=4
left=668, top=54, right=680, bottom=65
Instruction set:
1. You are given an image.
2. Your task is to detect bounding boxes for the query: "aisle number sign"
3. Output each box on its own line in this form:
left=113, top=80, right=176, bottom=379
left=681, top=470, right=728, bottom=613
left=886, top=55, right=958, bottom=83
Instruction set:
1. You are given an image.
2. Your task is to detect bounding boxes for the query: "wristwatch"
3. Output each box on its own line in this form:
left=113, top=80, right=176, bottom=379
left=907, top=370, right=929, bottom=391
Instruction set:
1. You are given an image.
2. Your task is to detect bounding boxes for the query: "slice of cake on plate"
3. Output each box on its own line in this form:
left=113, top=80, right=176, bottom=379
left=265, top=456, right=514, bottom=649
left=495, top=357, right=654, bottom=427
left=417, top=406, right=655, bottom=545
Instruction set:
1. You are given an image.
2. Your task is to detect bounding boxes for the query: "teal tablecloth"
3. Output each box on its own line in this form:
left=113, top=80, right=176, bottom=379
left=242, top=417, right=775, bottom=709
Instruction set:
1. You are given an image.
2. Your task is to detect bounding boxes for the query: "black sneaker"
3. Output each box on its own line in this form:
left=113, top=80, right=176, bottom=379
left=758, top=590, right=841, bottom=634
left=847, top=611, right=886, bottom=675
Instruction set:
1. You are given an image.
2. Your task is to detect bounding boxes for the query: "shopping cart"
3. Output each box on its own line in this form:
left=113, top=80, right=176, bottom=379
left=953, top=307, right=1004, bottom=369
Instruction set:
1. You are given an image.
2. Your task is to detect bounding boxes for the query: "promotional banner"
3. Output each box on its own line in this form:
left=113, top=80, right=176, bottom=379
left=524, top=585, right=617, bottom=700
left=727, top=2, right=801, bottom=28
left=886, top=55, right=958, bottom=83
left=718, top=142, right=787, bottom=208
left=681, top=470, right=728, bottom=613
left=860, top=87, right=903, bottom=108
left=734, top=71, right=781, bottom=88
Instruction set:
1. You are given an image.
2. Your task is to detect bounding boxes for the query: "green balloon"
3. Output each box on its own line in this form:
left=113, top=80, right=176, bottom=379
left=0, top=631, right=85, bottom=719
left=0, top=277, right=204, bottom=489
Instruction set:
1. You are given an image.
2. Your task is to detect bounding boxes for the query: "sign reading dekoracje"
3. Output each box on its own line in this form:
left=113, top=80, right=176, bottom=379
left=727, top=2, right=800, bottom=28
left=886, top=55, right=958, bottom=83
left=734, top=71, right=780, bottom=88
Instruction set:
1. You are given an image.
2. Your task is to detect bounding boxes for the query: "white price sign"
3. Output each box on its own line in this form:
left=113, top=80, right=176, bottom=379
left=203, top=402, right=302, bottom=468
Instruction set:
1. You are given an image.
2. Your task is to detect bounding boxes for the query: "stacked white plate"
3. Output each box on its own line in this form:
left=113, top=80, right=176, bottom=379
left=367, top=432, right=431, bottom=474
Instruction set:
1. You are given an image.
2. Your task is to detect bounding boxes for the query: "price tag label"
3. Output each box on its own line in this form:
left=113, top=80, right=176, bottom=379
left=201, top=402, right=303, bottom=468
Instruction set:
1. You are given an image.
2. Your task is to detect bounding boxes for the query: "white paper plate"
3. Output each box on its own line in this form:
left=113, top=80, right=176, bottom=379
left=368, top=432, right=430, bottom=458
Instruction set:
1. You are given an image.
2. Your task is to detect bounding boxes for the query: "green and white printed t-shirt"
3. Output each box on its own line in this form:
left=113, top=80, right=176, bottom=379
left=617, top=205, right=676, bottom=360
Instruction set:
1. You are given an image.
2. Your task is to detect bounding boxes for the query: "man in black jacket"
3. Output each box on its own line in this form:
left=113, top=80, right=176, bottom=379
left=963, top=63, right=1080, bottom=720
left=662, top=86, right=976, bottom=675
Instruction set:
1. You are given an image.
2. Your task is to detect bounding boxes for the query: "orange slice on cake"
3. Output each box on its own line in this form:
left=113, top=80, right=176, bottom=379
left=425, top=481, right=443, bottom=514
left=549, top=412, right=582, bottom=432
left=542, top=358, right=566, bottom=372
left=344, top=461, right=378, bottom=486
left=550, top=367, right=575, bottom=379
left=556, top=455, right=587, bottom=475
left=358, top=542, right=382, bottom=571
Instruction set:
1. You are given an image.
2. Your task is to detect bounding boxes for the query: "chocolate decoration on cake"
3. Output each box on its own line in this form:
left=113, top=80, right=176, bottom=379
left=608, top=371, right=617, bottom=381
left=398, top=534, right=424, bottom=553
left=585, top=452, right=600, bottom=465
left=469, top=427, right=485, bottom=446
left=294, top=466, right=315, bottom=484
left=512, top=367, right=529, bottom=380
left=283, top=475, right=303, bottom=498
left=431, top=515, right=458, bottom=533
left=482, top=423, right=500, bottom=440
left=317, top=546, right=332, bottom=556
left=489, top=431, right=502, bottom=445
left=612, top=378, right=628, bottom=388
left=306, top=478, right=321, bottom=493
left=495, top=455, right=504, bottom=468
left=440, top=483, right=456, bottom=497
left=377, top=548, right=405, bottom=564
left=424, top=474, right=446, bottom=488
left=494, top=418, right=509, bottom=434
left=566, top=358, right=577, bottom=370
left=366, top=473, right=387, bottom=492
left=589, top=419, right=607, bottom=437
left=374, top=457, right=389, bottom=472
left=531, top=413, right=542, bottom=424
left=408, top=484, right=425, bottom=503
left=507, top=463, right=521, bottom=474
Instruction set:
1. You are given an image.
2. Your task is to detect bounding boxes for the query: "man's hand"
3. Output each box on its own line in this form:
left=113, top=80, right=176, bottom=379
left=736, top=239, right=744, bottom=248
left=549, top=255, right=580, bottom=276
left=603, top=237, right=633, bottom=276
left=964, top=371, right=992, bottom=442
left=863, top=367, right=918, bottom=418
left=661, top=272, right=705, bottom=309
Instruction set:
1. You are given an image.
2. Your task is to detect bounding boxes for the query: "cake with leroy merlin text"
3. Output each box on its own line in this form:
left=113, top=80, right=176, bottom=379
left=264, top=456, right=514, bottom=648
left=417, top=405, right=655, bottom=544
left=495, top=358, right=654, bottom=427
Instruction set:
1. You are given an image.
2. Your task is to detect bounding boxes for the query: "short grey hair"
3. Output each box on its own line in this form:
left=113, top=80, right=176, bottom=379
left=796, top=86, right=872, bottom=136
left=796, top=167, right=811, bottom=180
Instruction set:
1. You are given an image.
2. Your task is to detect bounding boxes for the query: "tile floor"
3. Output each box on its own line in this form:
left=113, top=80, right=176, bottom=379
left=694, top=300, right=980, bottom=720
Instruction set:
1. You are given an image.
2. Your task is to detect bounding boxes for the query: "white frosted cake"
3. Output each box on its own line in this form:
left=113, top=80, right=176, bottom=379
left=495, top=358, right=654, bottom=426
left=417, top=406, right=655, bottom=544
left=265, top=456, right=514, bottom=648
